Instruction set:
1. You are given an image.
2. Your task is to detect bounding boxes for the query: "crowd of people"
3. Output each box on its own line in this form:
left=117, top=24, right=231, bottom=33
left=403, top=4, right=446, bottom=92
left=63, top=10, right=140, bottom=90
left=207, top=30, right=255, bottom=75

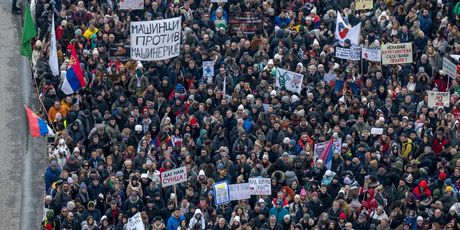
left=29, top=0, right=460, bottom=229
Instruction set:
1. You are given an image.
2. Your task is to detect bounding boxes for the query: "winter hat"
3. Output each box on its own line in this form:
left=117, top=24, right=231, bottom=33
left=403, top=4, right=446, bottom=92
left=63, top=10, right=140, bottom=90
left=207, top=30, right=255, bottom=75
left=283, top=137, right=291, bottom=144
left=46, top=209, right=54, bottom=218
left=135, top=125, right=142, bottom=132
left=80, top=182, right=87, bottom=189
left=175, top=84, right=185, bottom=94
left=343, top=177, right=352, bottom=185
left=311, top=192, right=318, bottom=197
left=417, top=216, right=423, bottom=222
left=189, top=117, right=198, bottom=126
left=285, top=171, right=298, bottom=186
left=217, top=163, right=224, bottom=170
left=325, top=170, right=332, bottom=177
left=445, top=178, right=453, bottom=186
left=300, top=188, right=307, bottom=196
left=393, top=161, right=403, bottom=171
left=339, top=212, right=346, bottom=220
left=445, top=186, right=453, bottom=192
left=199, top=170, right=205, bottom=177
left=439, top=172, right=447, bottom=181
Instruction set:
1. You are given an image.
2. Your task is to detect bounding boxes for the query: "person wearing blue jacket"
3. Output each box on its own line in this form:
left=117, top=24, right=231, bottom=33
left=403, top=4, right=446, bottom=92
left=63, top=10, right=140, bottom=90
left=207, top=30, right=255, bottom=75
left=45, top=159, right=61, bottom=193
left=274, top=11, right=291, bottom=27
left=419, top=9, right=433, bottom=36
left=269, top=200, right=289, bottom=224
left=167, top=207, right=186, bottom=230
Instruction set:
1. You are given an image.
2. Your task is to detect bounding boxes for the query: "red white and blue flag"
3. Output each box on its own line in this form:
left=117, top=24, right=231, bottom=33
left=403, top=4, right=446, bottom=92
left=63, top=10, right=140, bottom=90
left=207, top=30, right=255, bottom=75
left=335, top=11, right=361, bottom=46
left=61, top=44, right=86, bottom=95
left=319, top=137, right=335, bottom=170
left=24, top=105, right=54, bottom=137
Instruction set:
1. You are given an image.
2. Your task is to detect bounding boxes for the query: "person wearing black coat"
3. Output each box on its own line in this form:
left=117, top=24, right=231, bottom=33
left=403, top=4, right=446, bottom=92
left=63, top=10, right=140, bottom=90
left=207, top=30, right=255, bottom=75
left=353, top=214, right=370, bottom=230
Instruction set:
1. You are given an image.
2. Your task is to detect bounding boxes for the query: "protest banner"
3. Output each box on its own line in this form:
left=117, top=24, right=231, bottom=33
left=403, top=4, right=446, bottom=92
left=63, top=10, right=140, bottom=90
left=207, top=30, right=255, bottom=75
left=203, top=61, right=214, bottom=78
left=130, top=17, right=181, bottom=61
left=119, top=0, right=144, bottom=10
left=314, top=139, right=342, bottom=161
left=335, top=47, right=360, bottom=61
left=108, top=44, right=130, bottom=60
left=249, top=178, right=271, bottom=195
left=275, top=68, right=303, bottom=94
left=335, top=47, right=350, bottom=60
left=371, top=127, right=384, bottom=135
left=324, top=73, right=336, bottom=84
left=350, top=46, right=361, bottom=61
left=229, top=11, right=263, bottom=34
left=214, top=182, right=230, bottom=205
left=126, top=212, right=144, bottom=230
left=381, top=43, right=413, bottom=65
left=355, top=0, right=373, bottom=10
left=427, top=91, right=450, bottom=108
left=443, top=57, right=457, bottom=79
left=161, top=166, right=187, bottom=187
left=362, top=47, right=381, bottom=62
left=229, top=183, right=251, bottom=201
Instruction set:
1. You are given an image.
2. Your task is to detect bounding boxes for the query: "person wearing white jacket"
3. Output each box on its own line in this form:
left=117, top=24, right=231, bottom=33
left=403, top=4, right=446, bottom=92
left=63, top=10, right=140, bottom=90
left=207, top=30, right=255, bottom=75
left=189, top=209, right=206, bottom=230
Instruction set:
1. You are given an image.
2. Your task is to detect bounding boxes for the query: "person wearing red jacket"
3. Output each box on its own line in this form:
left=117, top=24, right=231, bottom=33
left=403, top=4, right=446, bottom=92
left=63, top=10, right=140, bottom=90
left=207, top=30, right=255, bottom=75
left=432, top=130, right=450, bottom=156
left=413, top=180, right=431, bottom=200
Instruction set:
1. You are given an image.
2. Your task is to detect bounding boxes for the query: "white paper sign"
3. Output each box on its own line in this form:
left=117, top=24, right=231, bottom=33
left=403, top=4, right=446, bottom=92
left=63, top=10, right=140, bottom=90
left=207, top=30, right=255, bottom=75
left=161, top=166, right=187, bottom=187
left=119, top=0, right=144, bottom=10
left=443, top=57, right=457, bottom=79
left=214, top=182, right=230, bottom=205
left=249, top=178, right=271, bottom=195
left=335, top=47, right=350, bottom=60
left=371, top=128, right=384, bottom=135
left=324, top=73, right=336, bottom=83
left=381, top=43, right=413, bottom=65
left=229, top=183, right=251, bottom=201
left=349, top=47, right=361, bottom=61
left=275, top=68, right=303, bottom=94
left=203, top=61, right=214, bottom=78
left=126, top=212, right=144, bottom=230
left=314, top=139, right=342, bottom=161
left=130, top=17, right=181, bottom=61
left=427, top=91, right=450, bottom=108
left=362, top=47, right=381, bottom=62
left=336, top=47, right=360, bottom=60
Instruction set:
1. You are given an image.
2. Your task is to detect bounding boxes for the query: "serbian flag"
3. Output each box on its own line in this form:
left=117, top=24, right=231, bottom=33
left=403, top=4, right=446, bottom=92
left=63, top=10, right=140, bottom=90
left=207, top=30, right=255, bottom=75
left=24, top=105, right=54, bottom=137
left=61, top=44, right=86, bottom=95
left=319, top=137, right=335, bottom=169
left=335, top=11, right=361, bottom=46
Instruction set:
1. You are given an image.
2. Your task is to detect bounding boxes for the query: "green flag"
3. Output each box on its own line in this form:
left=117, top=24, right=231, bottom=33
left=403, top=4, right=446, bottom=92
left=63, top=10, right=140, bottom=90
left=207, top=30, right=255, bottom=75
left=20, top=2, right=37, bottom=57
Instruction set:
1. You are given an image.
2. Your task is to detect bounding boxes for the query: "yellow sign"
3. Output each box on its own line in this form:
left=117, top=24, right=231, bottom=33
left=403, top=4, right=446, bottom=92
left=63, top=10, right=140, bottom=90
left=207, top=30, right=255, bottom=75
left=355, top=0, right=373, bottom=10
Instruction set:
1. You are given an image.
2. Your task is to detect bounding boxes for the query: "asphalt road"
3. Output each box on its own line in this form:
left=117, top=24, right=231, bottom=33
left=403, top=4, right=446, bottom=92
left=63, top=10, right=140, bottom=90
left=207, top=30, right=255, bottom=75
left=0, top=2, right=46, bottom=229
